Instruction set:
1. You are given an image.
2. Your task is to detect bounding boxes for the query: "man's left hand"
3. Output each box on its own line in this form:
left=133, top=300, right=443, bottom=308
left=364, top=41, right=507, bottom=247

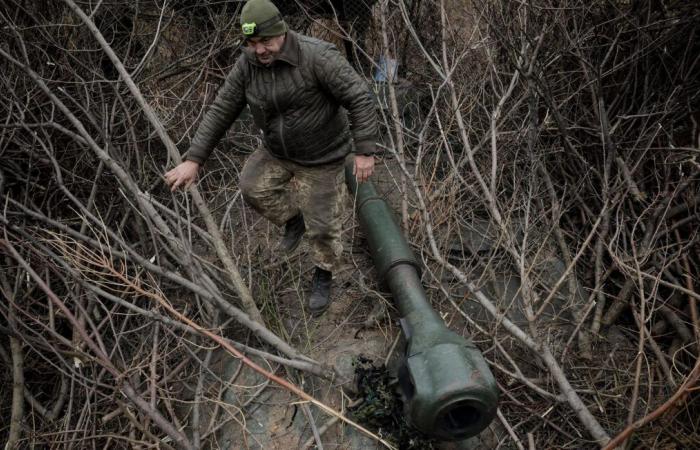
left=353, top=154, right=375, bottom=183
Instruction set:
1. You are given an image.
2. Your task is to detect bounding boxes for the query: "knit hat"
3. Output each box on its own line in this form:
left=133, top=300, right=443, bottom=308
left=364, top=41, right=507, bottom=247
left=240, top=0, right=288, bottom=38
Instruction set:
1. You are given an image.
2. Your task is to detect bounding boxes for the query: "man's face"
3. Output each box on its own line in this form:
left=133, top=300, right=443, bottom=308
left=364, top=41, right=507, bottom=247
left=246, top=34, right=285, bottom=65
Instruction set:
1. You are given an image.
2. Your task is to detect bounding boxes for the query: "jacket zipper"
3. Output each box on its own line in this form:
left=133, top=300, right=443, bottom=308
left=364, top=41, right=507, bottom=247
left=271, top=71, right=288, bottom=158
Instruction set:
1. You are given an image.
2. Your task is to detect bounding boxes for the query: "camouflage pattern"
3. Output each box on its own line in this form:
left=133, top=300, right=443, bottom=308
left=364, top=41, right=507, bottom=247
left=240, top=147, right=346, bottom=272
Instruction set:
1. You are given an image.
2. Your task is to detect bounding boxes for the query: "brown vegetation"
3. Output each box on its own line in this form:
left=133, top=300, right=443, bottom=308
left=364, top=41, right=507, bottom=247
left=1, top=0, right=699, bottom=449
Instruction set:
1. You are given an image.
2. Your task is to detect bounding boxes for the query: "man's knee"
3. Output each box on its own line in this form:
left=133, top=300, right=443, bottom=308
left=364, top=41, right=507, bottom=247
left=240, top=177, right=274, bottom=213
left=240, top=163, right=275, bottom=206
left=239, top=172, right=258, bottom=203
left=240, top=148, right=272, bottom=200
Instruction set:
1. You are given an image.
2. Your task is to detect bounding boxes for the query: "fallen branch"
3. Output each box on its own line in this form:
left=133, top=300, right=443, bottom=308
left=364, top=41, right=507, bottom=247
left=108, top=256, right=396, bottom=450
left=602, top=358, right=700, bottom=450
left=0, top=270, right=24, bottom=449
left=387, top=140, right=612, bottom=445
left=0, top=51, right=308, bottom=363
left=62, top=0, right=264, bottom=325
left=1, top=238, right=195, bottom=450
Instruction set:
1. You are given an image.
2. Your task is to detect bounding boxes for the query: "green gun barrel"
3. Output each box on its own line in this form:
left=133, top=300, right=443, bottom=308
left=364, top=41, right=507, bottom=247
left=346, top=164, right=499, bottom=441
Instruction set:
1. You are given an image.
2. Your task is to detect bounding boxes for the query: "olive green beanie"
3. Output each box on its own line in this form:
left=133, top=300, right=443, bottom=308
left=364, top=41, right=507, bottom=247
left=240, top=0, right=288, bottom=37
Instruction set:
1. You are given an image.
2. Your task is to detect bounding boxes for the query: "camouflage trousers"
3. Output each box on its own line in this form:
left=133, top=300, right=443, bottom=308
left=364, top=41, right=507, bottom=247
left=239, top=147, right=346, bottom=272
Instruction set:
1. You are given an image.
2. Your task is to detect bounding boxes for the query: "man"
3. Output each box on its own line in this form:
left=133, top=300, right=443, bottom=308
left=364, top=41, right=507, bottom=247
left=164, top=0, right=377, bottom=316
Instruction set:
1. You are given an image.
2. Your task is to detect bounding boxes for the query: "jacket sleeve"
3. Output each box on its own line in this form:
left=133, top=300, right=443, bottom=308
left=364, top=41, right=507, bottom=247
left=313, top=44, right=378, bottom=156
left=186, top=56, right=248, bottom=165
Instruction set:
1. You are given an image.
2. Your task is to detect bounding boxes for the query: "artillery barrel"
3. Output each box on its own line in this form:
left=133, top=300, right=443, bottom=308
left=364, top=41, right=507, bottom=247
left=346, top=163, right=499, bottom=441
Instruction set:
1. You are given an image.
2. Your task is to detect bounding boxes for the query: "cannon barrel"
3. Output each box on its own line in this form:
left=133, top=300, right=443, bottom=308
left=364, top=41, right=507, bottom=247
left=346, top=164, right=499, bottom=441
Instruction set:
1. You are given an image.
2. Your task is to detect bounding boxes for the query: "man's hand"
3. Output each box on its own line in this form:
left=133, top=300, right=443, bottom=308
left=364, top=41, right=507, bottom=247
left=353, top=154, right=375, bottom=183
left=164, top=160, right=200, bottom=191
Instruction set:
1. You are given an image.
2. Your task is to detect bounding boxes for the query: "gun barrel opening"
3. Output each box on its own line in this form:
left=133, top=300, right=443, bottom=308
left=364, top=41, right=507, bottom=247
left=437, top=401, right=483, bottom=437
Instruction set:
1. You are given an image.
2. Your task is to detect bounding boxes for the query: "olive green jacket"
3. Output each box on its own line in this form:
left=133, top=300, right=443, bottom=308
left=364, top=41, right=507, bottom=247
left=186, top=31, right=377, bottom=166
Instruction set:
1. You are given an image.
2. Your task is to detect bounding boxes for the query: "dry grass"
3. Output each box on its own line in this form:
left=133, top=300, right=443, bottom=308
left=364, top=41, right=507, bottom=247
left=1, top=0, right=699, bottom=449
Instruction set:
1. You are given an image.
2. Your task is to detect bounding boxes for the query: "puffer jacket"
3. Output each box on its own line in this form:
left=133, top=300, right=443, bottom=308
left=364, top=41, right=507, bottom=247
left=186, top=31, right=377, bottom=166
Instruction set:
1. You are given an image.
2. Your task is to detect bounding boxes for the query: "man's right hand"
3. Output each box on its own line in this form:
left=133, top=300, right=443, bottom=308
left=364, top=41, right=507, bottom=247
left=164, top=160, right=200, bottom=191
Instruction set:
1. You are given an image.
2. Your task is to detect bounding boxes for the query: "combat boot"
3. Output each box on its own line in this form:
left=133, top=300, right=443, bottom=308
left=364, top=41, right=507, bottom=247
left=309, top=267, right=332, bottom=316
left=280, top=214, right=305, bottom=253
